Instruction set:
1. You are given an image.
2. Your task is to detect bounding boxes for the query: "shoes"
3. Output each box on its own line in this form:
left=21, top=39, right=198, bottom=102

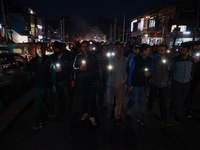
left=114, top=119, right=121, bottom=126
left=174, top=117, right=182, bottom=124
left=137, top=118, right=146, bottom=126
left=186, top=112, right=192, bottom=118
left=89, top=117, right=97, bottom=126
left=160, top=120, right=172, bottom=127
left=81, top=113, right=88, bottom=121
left=32, top=122, right=43, bottom=130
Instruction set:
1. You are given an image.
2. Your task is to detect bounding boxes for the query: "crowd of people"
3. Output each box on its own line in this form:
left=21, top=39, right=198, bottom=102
left=26, top=40, right=200, bottom=129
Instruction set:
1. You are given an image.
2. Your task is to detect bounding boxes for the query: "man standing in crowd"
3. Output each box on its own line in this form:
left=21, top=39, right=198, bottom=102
left=30, top=42, right=56, bottom=129
left=126, top=44, right=152, bottom=126
left=96, top=44, right=108, bottom=105
left=171, top=44, right=194, bottom=124
left=185, top=41, right=200, bottom=117
left=51, top=41, right=74, bottom=121
left=123, top=41, right=135, bottom=57
left=73, top=41, right=100, bottom=126
left=147, top=44, right=172, bottom=126
left=106, top=42, right=128, bottom=126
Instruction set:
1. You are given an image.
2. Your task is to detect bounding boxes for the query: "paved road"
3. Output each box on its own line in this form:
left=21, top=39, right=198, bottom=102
left=0, top=88, right=200, bottom=150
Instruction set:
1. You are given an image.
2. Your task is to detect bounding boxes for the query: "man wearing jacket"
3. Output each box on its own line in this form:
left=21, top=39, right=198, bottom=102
left=31, top=42, right=56, bottom=129
left=73, top=41, right=100, bottom=126
left=51, top=41, right=74, bottom=121
left=126, top=44, right=151, bottom=126
left=171, top=44, right=194, bottom=124
left=147, top=44, right=172, bottom=126
left=106, top=42, right=128, bottom=126
left=185, top=41, right=200, bottom=117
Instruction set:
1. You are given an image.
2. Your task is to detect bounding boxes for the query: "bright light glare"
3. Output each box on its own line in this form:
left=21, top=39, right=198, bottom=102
left=162, top=59, right=167, bottom=64
left=106, top=52, right=111, bottom=57
left=82, top=60, right=86, bottom=64
left=183, top=31, right=190, bottom=35
left=196, top=53, right=200, bottom=57
left=107, top=64, right=113, bottom=70
left=56, top=63, right=60, bottom=67
left=144, top=68, right=149, bottom=72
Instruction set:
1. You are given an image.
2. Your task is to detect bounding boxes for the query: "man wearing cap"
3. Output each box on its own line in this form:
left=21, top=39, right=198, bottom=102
left=51, top=41, right=74, bottom=121
left=125, top=44, right=152, bottom=126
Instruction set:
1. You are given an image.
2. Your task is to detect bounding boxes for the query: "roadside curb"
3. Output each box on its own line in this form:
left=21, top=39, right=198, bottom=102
left=0, top=89, right=34, bottom=135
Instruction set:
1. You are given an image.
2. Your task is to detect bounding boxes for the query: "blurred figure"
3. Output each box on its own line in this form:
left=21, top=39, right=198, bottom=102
left=123, top=41, right=135, bottom=57
left=71, top=41, right=81, bottom=61
left=106, top=42, right=128, bottom=126
left=147, top=44, right=172, bottom=126
left=73, top=41, right=100, bottom=126
left=127, top=45, right=140, bottom=62
left=96, top=44, right=108, bottom=105
left=125, top=44, right=152, bottom=126
left=30, top=42, right=56, bottom=130
left=149, top=45, right=159, bottom=59
left=51, top=41, right=74, bottom=121
left=171, top=44, right=194, bottom=124
left=127, top=45, right=140, bottom=73
left=185, top=41, right=200, bottom=117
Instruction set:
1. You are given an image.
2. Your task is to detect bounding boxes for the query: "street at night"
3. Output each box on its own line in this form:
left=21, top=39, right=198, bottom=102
left=1, top=0, right=200, bottom=150
left=0, top=86, right=200, bottom=150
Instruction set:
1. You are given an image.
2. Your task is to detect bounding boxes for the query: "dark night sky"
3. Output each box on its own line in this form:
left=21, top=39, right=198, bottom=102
left=10, top=0, right=195, bottom=35
left=11, top=0, right=184, bottom=23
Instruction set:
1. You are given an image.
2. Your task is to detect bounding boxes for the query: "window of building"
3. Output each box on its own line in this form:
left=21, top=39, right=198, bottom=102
left=149, top=19, right=155, bottom=28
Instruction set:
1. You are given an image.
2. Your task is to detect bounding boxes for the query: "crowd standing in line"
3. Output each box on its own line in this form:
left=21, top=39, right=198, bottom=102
left=27, top=40, right=200, bottom=129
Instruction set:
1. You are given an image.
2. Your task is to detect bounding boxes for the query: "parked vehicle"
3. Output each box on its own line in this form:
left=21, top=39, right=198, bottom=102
left=0, top=53, right=31, bottom=108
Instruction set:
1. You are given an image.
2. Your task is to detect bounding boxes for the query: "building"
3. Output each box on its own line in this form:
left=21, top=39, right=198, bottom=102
left=130, top=1, right=200, bottom=49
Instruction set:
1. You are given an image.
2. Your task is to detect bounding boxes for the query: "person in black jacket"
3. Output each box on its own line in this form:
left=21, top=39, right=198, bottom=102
left=30, top=42, right=56, bottom=129
left=185, top=41, right=200, bottom=117
left=51, top=41, right=74, bottom=121
left=125, top=44, right=152, bottom=126
left=73, top=40, right=100, bottom=126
